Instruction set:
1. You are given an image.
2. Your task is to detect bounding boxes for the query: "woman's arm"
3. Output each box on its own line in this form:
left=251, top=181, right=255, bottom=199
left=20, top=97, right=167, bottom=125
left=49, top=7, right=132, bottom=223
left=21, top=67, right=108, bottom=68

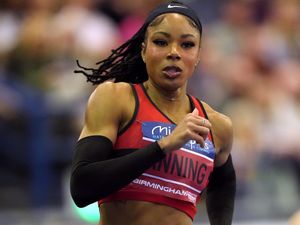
left=203, top=103, right=236, bottom=225
left=70, top=135, right=165, bottom=207
left=70, top=82, right=166, bottom=207
left=206, top=154, right=236, bottom=225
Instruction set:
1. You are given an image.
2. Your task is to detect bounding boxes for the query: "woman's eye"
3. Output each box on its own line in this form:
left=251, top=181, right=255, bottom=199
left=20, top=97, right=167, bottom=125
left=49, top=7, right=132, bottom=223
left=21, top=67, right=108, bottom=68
left=153, top=40, right=167, bottom=46
left=182, top=42, right=195, bottom=48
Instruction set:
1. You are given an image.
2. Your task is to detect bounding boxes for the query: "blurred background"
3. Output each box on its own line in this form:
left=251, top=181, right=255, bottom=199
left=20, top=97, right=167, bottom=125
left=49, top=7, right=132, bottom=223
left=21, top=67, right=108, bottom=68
left=0, top=0, right=299, bottom=224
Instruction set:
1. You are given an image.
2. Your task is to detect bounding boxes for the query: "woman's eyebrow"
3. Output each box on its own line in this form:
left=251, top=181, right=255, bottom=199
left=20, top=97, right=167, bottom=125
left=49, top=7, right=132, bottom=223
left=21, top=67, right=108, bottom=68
left=153, top=31, right=196, bottom=39
left=153, top=31, right=170, bottom=37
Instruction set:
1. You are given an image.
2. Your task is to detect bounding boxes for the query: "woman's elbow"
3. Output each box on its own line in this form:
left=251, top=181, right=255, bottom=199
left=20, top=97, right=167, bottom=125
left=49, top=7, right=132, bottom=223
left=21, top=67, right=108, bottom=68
left=71, top=192, right=88, bottom=208
left=70, top=174, right=92, bottom=208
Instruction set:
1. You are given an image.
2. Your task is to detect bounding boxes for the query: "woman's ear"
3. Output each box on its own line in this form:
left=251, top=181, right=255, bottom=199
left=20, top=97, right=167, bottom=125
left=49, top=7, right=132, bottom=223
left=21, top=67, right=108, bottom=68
left=141, top=42, right=146, bottom=63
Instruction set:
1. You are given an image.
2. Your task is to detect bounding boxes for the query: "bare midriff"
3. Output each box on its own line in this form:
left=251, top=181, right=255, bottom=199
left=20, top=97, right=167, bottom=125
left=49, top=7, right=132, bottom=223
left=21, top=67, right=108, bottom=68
left=99, top=200, right=193, bottom=225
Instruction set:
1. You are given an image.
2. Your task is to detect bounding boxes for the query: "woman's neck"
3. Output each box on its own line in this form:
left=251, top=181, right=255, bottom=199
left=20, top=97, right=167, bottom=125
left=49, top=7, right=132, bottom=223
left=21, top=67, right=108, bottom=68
left=143, top=81, right=187, bottom=103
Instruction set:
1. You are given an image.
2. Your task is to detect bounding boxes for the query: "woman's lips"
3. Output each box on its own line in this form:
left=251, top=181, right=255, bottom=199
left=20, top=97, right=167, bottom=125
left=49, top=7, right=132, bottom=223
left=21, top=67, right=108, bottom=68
left=162, top=66, right=182, bottom=78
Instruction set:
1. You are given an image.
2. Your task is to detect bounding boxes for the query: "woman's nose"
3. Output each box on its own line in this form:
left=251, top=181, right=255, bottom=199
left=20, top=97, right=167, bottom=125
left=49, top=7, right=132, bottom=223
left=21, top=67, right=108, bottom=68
left=167, top=45, right=181, bottom=60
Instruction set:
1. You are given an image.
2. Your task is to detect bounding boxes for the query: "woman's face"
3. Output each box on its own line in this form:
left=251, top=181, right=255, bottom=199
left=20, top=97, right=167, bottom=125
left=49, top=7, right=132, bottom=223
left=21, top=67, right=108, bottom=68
left=142, top=13, right=201, bottom=91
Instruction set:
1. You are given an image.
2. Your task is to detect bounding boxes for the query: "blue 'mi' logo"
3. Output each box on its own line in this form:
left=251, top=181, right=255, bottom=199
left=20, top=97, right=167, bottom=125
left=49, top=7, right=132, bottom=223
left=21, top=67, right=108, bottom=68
left=142, top=121, right=215, bottom=159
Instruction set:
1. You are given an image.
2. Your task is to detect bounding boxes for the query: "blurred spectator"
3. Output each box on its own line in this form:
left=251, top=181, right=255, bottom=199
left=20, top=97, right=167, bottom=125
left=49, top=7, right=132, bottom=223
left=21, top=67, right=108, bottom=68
left=100, top=0, right=165, bottom=41
left=50, top=0, right=120, bottom=62
left=266, top=0, right=300, bottom=59
left=1, top=0, right=121, bottom=208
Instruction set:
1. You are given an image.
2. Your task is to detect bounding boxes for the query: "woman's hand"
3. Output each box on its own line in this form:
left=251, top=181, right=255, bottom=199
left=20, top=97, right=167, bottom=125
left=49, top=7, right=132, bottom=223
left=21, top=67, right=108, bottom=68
left=158, top=108, right=211, bottom=153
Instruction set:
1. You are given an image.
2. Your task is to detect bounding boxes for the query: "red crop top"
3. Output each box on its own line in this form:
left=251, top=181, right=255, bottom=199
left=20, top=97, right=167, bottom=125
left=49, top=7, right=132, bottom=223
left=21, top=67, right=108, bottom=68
left=98, top=84, right=216, bottom=220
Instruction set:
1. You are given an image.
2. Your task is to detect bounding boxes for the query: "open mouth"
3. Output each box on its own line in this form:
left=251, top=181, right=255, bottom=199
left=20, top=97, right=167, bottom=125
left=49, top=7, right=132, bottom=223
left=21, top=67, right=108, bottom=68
left=162, top=66, right=182, bottom=78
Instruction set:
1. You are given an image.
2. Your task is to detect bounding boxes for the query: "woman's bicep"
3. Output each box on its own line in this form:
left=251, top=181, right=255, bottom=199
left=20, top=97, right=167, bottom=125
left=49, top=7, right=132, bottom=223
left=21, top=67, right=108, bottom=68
left=214, top=114, right=233, bottom=167
left=79, top=83, right=122, bottom=144
left=202, top=101, right=233, bottom=167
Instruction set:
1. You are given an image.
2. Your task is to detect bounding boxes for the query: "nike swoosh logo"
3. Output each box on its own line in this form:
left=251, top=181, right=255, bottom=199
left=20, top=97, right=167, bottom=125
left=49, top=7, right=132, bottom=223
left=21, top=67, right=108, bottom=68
left=167, top=4, right=188, bottom=9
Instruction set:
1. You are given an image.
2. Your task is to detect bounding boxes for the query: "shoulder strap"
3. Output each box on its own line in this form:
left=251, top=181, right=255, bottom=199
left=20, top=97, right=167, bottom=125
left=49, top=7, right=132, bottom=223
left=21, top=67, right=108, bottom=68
left=117, top=83, right=139, bottom=135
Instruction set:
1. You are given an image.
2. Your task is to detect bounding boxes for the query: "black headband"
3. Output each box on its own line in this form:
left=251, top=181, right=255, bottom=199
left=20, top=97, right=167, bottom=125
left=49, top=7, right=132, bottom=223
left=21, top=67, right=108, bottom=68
left=144, top=1, right=202, bottom=34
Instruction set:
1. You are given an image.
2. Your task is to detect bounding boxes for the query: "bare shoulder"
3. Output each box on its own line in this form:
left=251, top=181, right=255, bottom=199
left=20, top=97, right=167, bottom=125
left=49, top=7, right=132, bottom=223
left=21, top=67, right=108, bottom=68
left=201, top=101, right=233, bottom=166
left=80, top=82, right=133, bottom=142
left=88, top=81, right=132, bottom=105
left=86, top=81, right=133, bottom=117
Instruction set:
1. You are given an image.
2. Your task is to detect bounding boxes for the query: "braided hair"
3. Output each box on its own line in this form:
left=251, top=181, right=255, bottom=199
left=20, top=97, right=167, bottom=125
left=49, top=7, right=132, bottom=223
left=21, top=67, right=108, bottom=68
left=74, top=1, right=202, bottom=85
left=74, top=23, right=149, bottom=85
